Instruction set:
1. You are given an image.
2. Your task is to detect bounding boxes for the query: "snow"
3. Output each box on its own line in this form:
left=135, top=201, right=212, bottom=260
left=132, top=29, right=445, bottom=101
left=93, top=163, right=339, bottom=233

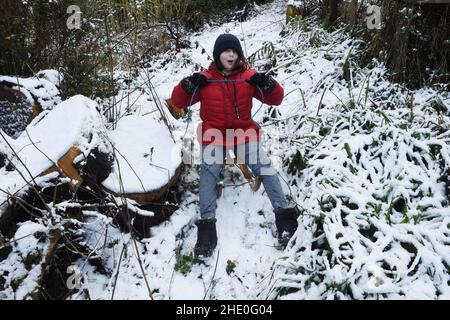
left=102, top=114, right=182, bottom=193
left=14, top=222, right=47, bottom=252
left=36, top=69, right=63, bottom=88
left=0, top=70, right=62, bottom=110
left=0, top=70, right=62, bottom=138
left=17, top=95, right=104, bottom=171
left=0, top=221, right=49, bottom=300
left=287, top=0, right=304, bottom=7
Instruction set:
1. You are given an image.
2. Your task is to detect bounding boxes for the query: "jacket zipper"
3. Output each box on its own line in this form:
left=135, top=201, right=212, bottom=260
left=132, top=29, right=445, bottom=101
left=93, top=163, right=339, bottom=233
left=224, top=78, right=240, bottom=119
left=232, top=82, right=240, bottom=119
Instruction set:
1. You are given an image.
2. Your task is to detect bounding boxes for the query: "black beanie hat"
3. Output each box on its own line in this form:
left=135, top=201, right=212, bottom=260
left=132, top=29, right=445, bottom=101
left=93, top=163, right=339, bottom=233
left=213, top=34, right=244, bottom=63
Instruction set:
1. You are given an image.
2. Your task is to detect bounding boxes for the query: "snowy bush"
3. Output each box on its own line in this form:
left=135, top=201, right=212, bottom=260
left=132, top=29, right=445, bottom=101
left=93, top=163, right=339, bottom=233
left=264, top=39, right=450, bottom=299
left=269, top=105, right=449, bottom=298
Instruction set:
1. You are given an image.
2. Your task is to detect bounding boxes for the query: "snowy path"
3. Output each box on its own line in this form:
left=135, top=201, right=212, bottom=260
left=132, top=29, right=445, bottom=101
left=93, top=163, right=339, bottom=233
left=145, top=4, right=290, bottom=300
left=167, top=175, right=282, bottom=300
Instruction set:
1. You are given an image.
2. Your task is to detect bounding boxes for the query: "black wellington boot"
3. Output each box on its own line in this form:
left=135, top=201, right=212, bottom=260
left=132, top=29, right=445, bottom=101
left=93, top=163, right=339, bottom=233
left=274, top=207, right=299, bottom=248
left=194, top=218, right=217, bottom=258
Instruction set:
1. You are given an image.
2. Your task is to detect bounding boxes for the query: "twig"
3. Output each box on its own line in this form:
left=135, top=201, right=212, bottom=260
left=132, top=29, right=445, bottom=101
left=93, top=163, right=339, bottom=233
left=132, top=237, right=154, bottom=300
left=203, top=250, right=220, bottom=300
left=73, top=24, right=143, bottom=91
left=0, top=225, right=47, bottom=250
left=111, top=243, right=125, bottom=300
left=143, top=71, right=175, bottom=141
left=240, top=19, right=248, bottom=58
left=101, top=133, right=146, bottom=193
left=316, top=87, right=327, bottom=117
left=102, top=80, right=147, bottom=120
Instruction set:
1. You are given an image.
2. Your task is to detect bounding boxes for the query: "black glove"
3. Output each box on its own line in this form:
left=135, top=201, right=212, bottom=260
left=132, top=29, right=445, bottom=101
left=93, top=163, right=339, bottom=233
left=246, top=73, right=276, bottom=92
left=181, top=73, right=208, bottom=94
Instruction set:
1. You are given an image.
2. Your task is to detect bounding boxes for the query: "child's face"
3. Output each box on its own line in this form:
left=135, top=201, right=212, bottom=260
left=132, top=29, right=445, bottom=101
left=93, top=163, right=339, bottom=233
left=219, top=49, right=238, bottom=71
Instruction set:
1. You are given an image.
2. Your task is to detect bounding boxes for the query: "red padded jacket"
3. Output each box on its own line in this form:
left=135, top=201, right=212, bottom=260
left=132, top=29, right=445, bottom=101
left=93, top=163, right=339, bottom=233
left=171, top=62, right=284, bottom=146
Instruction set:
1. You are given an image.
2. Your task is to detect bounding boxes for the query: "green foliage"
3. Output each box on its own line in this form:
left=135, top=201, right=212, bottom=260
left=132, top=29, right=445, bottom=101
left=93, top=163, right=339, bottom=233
left=391, top=196, right=408, bottom=214
left=0, top=0, right=275, bottom=98
left=342, top=48, right=353, bottom=83
left=361, top=1, right=449, bottom=88
left=0, top=0, right=118, bottom=99
left=344, top=143, right=352, bottom=159
left=174, top=253, right=202, bottom=276
left=247, top=41, right=276, bottom=72
left=275, top=286, right=299, bottom=298
left=319, top=126, right=331, bottom=137
left=318, top=195, right=337, bottom=213
left=374, top=109, right=391, bottom=125
left=348, top=163, right=358, bottom=175
left=308, top=31, right=322, bottom=48
left=226, top=259, right=237, bottom=275
left=285, top=150, right=306, bottom=176
left=367, top=202, right=382, bottom=217
left=287, top=15, right=310, bottom=33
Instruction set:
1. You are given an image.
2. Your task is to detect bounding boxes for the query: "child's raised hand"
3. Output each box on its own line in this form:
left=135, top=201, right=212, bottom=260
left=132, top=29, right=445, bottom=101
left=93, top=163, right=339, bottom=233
left=246, top=73, right=276, bottom=92
left=181, top=73, right=208, bottom=94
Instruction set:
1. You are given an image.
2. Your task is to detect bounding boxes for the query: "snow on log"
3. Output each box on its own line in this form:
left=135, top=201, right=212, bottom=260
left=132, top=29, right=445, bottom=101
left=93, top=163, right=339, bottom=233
left=102, top=114, right=182, bottom=204
left=0, top=70, right=62, bottom=111
left=0, top=95, right=109, bottom=217
left=0, top=70, right=62, bottom=138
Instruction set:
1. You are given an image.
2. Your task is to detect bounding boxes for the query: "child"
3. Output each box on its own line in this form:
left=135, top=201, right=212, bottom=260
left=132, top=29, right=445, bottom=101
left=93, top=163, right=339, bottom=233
left=171, top=34, right=298, bottom=257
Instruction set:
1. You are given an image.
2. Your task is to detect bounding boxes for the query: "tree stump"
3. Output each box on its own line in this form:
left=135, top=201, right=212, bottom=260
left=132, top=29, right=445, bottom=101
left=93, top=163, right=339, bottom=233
left=286, top=1, right=306, bottom=24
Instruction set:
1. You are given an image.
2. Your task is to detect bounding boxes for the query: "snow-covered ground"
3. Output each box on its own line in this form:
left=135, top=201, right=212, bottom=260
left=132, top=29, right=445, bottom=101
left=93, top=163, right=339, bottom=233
left=1, top=0, right=448, bottom=300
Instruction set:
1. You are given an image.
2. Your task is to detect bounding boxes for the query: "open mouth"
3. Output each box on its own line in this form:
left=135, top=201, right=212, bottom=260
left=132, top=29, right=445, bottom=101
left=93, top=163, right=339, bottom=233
left=227, top=60, right=234, bottom=65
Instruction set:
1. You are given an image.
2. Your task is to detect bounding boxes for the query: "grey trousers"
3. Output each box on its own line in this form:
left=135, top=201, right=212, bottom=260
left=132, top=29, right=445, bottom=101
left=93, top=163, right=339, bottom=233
left=199, top=141, right=288, bottom=219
